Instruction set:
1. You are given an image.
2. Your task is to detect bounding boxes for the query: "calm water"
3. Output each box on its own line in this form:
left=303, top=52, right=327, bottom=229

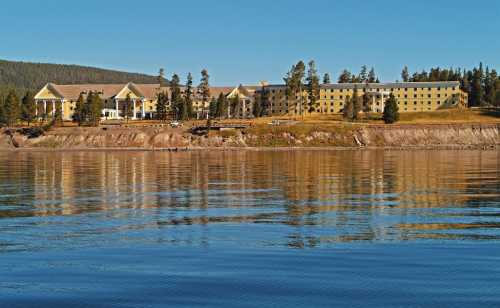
left=0, top=150, right=499, bottom=307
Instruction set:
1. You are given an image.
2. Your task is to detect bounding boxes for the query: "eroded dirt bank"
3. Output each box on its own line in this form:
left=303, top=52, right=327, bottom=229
left=1, top=123, right=499, bottom=150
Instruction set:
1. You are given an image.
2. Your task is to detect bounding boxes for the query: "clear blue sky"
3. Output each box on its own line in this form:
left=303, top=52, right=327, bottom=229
left=1, top=0, right=499, bottom=85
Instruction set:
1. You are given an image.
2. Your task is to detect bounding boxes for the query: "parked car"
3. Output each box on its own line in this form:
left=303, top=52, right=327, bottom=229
left=170, top=121, right=182, bottom=128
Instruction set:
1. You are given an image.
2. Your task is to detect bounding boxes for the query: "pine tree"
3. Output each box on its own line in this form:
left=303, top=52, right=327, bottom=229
left=156, top=91, right=168, bottom=122
left=258, top=86, right=270, bottom=116
left=359, top=65, right=368, bottom=82
left=338, top=69, right=352, bottom=83
left=73, top=93, right=86, bottom=125
left=322, top=73, right=331, bottom=84
left=352, top=87, right=363, bottom=120
left=198, top=69, right=211, bottom=108
left=2, top=90, right=20, bottom=126
left=401, top=66, right=410, bottom=82
left=253, top=99, right=262, bottom=118
left=383, top=93, right=399, bottom=124
left=87, top=91, right=103, bottom=126
left=158, top=68, right=165, bottom=88
left=21, top=91, right=36, bottom=126
left=470, top=68, right=483, bottom=106
left=368, top=68, right=377, bottom=83
left=123, top=93, right=134, bottom=123
left=215, top=93, right=227, bottom=118
left=209, top=97, right=217, bottom=118
left=284, top=61, right=306, bottom=115
left=306, top=60, right=320, bottom=113
left=185, top=72, right=194, bottom=119
left=342, top=95, right=353, bottom=121
left=170, top=73, right=182, bottom=120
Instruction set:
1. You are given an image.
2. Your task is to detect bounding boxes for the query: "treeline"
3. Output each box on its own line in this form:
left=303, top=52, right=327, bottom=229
left=157, top=69, right=209, bottom=121
left=0, top=59, right=167, bottom=90
left=401, top=64, right=500, bottom=107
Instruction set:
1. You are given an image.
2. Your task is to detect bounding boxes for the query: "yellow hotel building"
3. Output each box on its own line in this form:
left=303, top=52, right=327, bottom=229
left=34, top=81, right=468, bottom=120
left=264, top=81, right=468, bottom=115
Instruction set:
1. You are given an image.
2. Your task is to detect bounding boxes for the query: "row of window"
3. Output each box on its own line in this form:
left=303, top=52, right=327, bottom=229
left=269, top=86, right=457, bottom=94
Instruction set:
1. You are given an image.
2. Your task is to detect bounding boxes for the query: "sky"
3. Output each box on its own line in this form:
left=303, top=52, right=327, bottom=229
left=1, top=0, right=499, bottom=85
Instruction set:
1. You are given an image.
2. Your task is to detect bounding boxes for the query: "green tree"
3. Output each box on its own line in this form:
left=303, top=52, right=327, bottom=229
left=401, top=66, right=410, bottom=82
left=368, top=67, right=377, bottom=83
left=229, top=94, right=239, bottom=118
left=73, top=93, right=86, bottom=125
left=359, top=65, right=368, bottom=82
left=198, top=69, right=211, bottom=108
left=158, top=68, right=165, bottom=87
left=1, top=90, right=20, bottom=126
left=21, top=91, right=37, bottom=126
left=170, top=73, right=183, bottom=120
left=123, top=93, right=134, bottom=123
left=284, top=61, right=306, bottom=115
left=338, top=69, right=352, bottom=83
left=84, top=91, right=103, bottom=126
left=215, top=93, right=228, bottom=118
left=185, top=72, right=194, bottom=119
left=156, top=91, right=168, bottom=122
left=342, top=95, right=353, bottom=121
left=209, top=97, right=217, bottom=118
left=352, top=87, right=363, bottom=120
left=383, top=93, right=399, bottom=124
left=322, top=73, right=331, bottom=84
left=306, top=60, right=320, bottom=113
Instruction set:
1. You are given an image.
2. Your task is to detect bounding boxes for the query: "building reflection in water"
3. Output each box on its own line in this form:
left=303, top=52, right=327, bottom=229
left=0, top=149, right=499, bottom=248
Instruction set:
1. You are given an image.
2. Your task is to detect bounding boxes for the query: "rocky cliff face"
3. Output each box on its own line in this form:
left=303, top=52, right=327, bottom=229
left=1, top=124, right=499, bottom=150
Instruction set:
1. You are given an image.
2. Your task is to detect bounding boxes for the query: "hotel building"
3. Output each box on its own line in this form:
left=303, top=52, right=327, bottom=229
left=34, top=81, right=468, bottom=120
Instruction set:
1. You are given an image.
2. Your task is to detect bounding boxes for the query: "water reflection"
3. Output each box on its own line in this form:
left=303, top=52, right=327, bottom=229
left=0, top=150, right=499, bottom=250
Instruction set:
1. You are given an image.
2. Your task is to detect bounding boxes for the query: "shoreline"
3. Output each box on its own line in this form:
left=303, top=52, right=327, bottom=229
left=1, top=144, right=497, bottom=153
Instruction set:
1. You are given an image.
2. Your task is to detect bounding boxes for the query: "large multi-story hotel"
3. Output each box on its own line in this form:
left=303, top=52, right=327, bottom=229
left=34, top=81, right=468, bottom=120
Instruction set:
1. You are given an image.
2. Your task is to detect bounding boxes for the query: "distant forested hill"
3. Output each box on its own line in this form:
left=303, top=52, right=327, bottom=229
left=0, top=59, right=166, bottom=90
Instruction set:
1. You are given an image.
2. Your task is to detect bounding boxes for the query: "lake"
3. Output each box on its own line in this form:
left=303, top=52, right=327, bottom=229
left=0, top=149, right=499, bottom=307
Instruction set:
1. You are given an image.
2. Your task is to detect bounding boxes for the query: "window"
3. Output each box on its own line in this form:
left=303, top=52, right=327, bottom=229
left=428, top=87, right=432, bottom=91
left=437, top=94, right=441, bottom=98
left=437, top=101, right=441, bottom=105
left=404, top=94, right=408, bottom=98
left=414, top=101, right=417, bottom=105
left=437, top=87, right=441, bottom=91
left=405, top=88, right=408, bottom=91
left=414, top=94, right=417, bottom=98
left=340, top=95, right=343, bottom=99
left=428, top=101, right=432, bottom=105
left=428, top=94, right=431, bottom=98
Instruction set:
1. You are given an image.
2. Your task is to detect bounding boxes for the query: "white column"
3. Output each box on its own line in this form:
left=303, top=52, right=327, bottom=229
left=43, top=100, right=47, bottom=116
left=133, top=100, right=137, bottom=120
left=52, top=100, right=56, bottom=116
left=35, top=101, right=38, bottom=117
left=115, top=99, right=119, bottom=119
left=141, top=99, right=145, bottom=119
left=61, top=99, right=65, bottom=120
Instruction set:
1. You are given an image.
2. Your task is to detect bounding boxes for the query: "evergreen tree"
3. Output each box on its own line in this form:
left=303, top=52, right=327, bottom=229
left=123, top=93, right=134, bottom=123
left=1, top=90, right=20, bottom=126
left=198, top=69, right=211, bottom=108
left=156, top=91, right=168, bottom=122
left=383, top=93, right=399, bottom=124
left=362, top=92, right=372, bottom=120
left=253, top=99, right=262, bottom=118
left=215, top=93, right=228, bottom=119
left=283, top=61, right=306, bottom=115
left=359, top=65, right=368, bottom=82
left=322, top=73, right=331, bottom=84
left=73, top=93, right=86, bottom=125
left=229, top=94, right=240, bottom=118
left=158, top=68, right=165, bottom=87
left=352, top=87, right=363, bottom=120
left=170, top=73, right=183, bottom=120
left=338, top=69, right=352, bottom=83
left=185, top=72, right=194, bottom=119
left=368, top=68, right=377, bottom=83
left=401, top=66, right=410, bottom=82
left=342, top=95, right=353, bottom=121
left=21, top=91, right=36, bottom=126
left=306, top=60, right=320, bottom=113
left=258, top=86, right=270, bottom=116
left=209, top=97, right=217, bottom=118
left=470, top=68, right=484, bottom=106
left=88, top=91, right=103, bottom=126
